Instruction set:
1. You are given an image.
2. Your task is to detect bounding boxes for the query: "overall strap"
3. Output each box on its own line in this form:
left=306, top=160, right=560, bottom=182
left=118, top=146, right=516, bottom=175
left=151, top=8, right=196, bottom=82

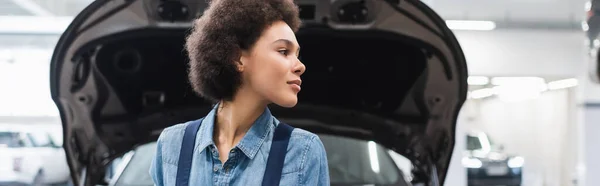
left=175, top=118, right=204, bottom=186
left=262, top=122, right=295, bottom=186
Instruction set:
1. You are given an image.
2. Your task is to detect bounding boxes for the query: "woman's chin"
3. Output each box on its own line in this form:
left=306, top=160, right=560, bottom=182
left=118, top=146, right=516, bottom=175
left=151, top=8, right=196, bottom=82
left=273, top=96, right=298, bottom=108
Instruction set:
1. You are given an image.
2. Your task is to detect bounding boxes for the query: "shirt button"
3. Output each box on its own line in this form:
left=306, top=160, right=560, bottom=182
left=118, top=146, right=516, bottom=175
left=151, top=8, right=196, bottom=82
left=213, top=166, right=219, bottom=172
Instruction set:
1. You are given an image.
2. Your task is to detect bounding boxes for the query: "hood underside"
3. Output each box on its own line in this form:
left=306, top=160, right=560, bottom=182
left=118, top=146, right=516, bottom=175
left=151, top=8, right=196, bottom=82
left=50, top=0, right=467, bottom=185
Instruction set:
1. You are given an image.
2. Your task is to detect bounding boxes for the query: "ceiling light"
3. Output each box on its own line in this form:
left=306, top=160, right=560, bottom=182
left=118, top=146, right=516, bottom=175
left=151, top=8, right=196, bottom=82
left=493, top=84, right=547, bottom=102
left=445, top=20, right=496, bottom=31
left=547, top=78, right=578, bottom=90
left=470, top=88, right=495, bottom=99
left=468, top=76, right=489, bottom=85
left=491, top=77, right=545, bottom=86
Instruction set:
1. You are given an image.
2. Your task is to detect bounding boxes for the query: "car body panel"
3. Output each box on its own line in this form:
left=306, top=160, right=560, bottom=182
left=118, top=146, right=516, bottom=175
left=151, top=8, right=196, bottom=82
left=50, top=0, right=468, bottom=185
left=0, top=128, right=70, bottom=184
left=0, top=148, right=39, bottom=185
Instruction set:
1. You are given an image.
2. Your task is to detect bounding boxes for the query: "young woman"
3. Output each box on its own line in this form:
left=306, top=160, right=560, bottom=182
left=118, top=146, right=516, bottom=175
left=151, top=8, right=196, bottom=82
left=149, top=0, right=330, bottom=185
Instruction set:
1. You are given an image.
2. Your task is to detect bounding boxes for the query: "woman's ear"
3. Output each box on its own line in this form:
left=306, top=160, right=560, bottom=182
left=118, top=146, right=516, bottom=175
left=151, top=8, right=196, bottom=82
left=235, top=60, right=244, bottom=72
left=237, top=50, right=250, bottom=72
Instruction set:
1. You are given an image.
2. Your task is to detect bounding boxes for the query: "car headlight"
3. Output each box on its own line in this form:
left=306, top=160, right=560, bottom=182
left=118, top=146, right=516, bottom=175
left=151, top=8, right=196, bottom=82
left=508, top=156, right=525, bottom=168
left=462, top=157, right=482, bottom=168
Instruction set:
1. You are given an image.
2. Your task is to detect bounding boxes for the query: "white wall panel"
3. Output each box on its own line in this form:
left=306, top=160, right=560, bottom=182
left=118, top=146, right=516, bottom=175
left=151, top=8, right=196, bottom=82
left=464, top=89, right=574, bottom=186
left=453, top=29, right=587, bottom=77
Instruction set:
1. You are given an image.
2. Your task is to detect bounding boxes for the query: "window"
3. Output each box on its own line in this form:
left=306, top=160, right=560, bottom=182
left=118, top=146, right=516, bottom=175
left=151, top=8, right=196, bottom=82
left=0, top=132, right=32, bottom=148
left=0, top=132, right=22, bottom=148
left=467, top=135, right=482, bottom=151
left=27, top=132, right=57, bottom=148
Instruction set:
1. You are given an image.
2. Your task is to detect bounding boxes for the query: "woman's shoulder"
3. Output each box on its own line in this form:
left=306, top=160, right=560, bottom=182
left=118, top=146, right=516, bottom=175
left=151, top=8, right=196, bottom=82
left=276, top=122, right=328, bottom=177
left=289, top=127, right=319, bottom=142
left=281, top=122, right=327, bottom=162
left=157, top=121, right=192, bottom=143
left=158, top=118, right=205, bottom=140
left=270, top=116, right=323, bottom=148
left=154, top=119, right=203, bottom=164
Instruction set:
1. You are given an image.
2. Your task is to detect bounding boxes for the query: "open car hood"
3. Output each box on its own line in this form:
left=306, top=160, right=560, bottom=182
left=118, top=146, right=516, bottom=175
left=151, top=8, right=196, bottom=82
left=50, top=0, right=467, bottom=185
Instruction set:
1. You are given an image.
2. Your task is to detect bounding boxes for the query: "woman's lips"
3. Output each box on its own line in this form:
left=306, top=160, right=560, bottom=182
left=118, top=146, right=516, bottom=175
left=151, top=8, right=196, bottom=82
left=287, top=80, right=301, bottom=92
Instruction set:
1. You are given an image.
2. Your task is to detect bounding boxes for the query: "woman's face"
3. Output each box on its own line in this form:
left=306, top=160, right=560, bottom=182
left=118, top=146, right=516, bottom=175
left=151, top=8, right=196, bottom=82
left=239, top=20, right=305, bottom=108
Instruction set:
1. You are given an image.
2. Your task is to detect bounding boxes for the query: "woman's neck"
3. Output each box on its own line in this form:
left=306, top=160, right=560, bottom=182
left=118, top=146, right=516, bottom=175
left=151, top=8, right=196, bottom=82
left=214, top=90, right=268, bottom=149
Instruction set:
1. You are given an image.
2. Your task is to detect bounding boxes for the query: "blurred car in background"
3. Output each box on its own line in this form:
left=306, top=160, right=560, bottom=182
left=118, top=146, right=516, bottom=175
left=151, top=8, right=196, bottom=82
left=586, top=0, right=600, bottom=48
left=585, top=0, right=600, bottom=83
left=0, top=125, right=70, bottom=186
left=50, top=0, right=468, bottom=185
left=463, top=131, right=524, bottom=186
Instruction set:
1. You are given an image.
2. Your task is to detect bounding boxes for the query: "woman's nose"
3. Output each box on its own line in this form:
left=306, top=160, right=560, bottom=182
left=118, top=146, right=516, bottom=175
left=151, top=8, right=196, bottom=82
left=293, top=59, right=306, bottom=75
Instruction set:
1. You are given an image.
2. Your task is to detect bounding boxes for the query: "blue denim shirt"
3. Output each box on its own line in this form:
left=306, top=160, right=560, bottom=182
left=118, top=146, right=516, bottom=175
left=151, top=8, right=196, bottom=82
left=149, top=105, right=330, bottom=186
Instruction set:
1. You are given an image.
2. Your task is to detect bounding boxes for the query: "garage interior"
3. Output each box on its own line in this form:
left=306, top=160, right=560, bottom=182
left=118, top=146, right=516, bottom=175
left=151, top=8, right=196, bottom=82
left=0, top=0, right=598, bottom=186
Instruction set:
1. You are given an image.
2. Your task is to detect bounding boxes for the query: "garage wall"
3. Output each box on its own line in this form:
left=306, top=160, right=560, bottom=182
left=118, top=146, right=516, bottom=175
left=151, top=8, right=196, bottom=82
left=462, top=89, right=575, bottom=186
left=453, top=29, right=587, bottom=77
left=444, top=106, right=468, bottom=186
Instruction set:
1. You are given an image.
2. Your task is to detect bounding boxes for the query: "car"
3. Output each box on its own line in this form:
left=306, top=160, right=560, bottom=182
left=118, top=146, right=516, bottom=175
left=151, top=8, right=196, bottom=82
left=586, top=0, right=600, bottom=49
left=49, top=0, right=468, bottom=185
left=107, top=134, right=417, bottom=186
left=0, top=125, right=70, bottom=186
left=463, top=131, right=523, bottom=186
left=585, top=0, right=600, bottom=83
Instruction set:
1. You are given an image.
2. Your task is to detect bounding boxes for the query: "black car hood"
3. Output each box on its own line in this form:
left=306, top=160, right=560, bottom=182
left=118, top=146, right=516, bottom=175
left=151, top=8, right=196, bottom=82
left=50, top=0, right=467, bottom=185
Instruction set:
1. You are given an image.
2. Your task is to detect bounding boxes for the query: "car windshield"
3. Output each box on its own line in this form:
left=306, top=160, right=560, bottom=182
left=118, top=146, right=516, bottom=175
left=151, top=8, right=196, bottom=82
left=0, top=132, right=23, bottom=148
left=113, top=134, right=411, bottom=186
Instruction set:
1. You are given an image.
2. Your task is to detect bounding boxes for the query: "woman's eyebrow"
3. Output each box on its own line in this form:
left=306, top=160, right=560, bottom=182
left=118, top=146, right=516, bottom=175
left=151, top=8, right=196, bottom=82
left=272, top=39, right=300, bottom=51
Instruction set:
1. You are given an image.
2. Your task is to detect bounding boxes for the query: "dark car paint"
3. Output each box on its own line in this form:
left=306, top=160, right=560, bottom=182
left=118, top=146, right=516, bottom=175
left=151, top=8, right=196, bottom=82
left=588, top=1, right=600, bottom=82
left=50, top=0, right=468, bottom=185
left=587, top=0, right=600, bottom=44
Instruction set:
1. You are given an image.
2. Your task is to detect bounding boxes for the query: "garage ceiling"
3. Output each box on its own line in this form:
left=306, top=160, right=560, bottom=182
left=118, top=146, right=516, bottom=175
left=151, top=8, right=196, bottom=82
left=428, top=0, right=587, bottom=29
left=0, top=0, right=589, bottom=29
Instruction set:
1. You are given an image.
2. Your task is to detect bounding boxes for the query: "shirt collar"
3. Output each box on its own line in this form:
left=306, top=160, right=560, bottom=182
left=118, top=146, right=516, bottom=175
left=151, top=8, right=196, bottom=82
left=195, top=104, right=275, bottom=159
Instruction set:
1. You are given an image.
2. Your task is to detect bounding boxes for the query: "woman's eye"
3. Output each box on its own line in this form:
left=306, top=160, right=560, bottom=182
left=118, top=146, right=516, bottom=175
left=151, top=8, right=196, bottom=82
left=278, top=49, right=288, bottom=55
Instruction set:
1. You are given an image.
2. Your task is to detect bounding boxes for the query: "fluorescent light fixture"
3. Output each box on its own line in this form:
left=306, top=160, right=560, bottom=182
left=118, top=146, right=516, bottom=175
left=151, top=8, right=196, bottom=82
left=491, top=77, right=545, bottom=86
left=493, top=85, right=546, bottom=102
left=0, top=16, right=73, bottom=35
left=367, top=141, right=380, bottom=173
left=491, top=77, right=547, bottom=102
left=470, top=88, right=494, bottom=99
left=468, top=76, right=489, bottom=85
left=9, top=0, right=54, bottom=16
left=445, top=20, right=496, bottom=31
left=547, top=78, right=578, bottom=90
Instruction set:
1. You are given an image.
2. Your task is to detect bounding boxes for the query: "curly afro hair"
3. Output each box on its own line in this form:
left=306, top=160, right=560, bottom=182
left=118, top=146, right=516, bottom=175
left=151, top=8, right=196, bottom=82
left=185, top=0, right=301, bottom=103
